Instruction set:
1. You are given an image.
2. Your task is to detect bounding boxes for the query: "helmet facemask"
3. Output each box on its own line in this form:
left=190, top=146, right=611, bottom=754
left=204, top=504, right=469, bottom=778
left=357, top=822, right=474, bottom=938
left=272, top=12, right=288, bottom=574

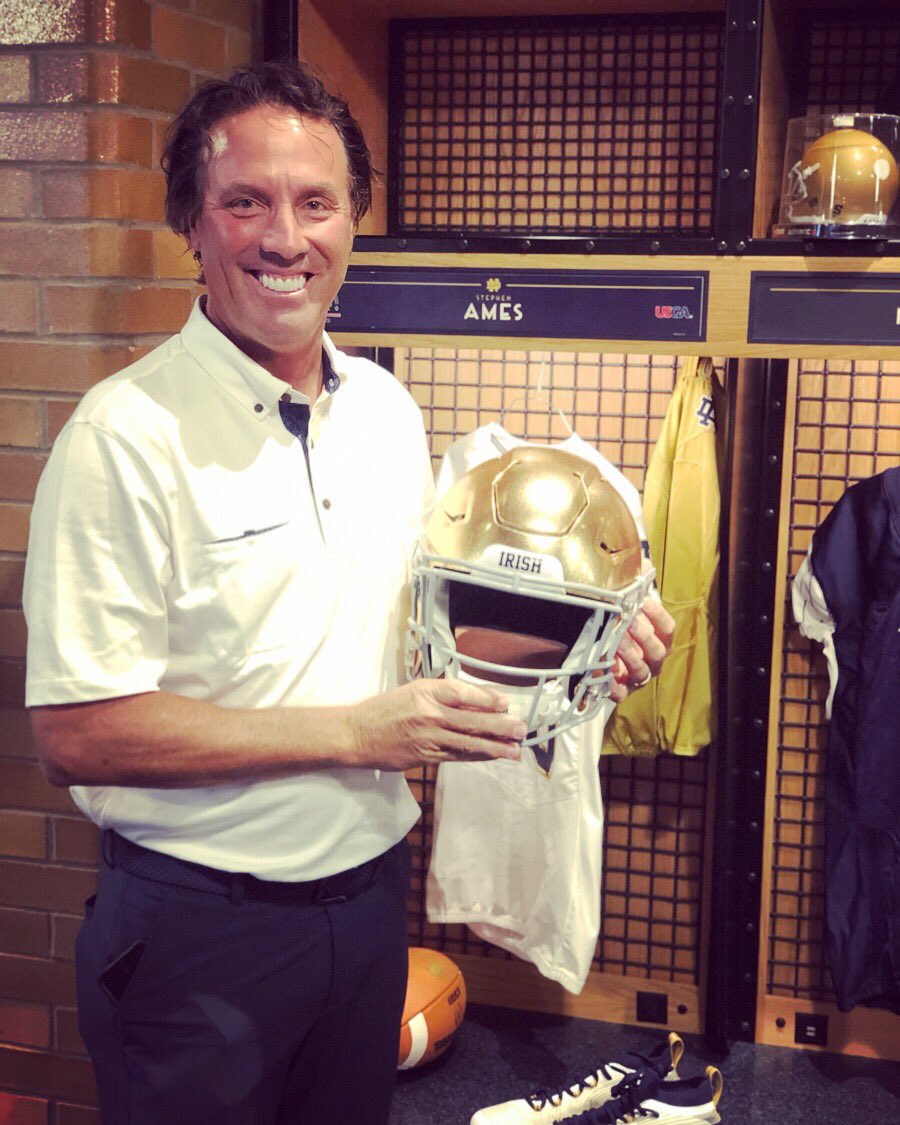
left=407, top=447, right=653, bottom=746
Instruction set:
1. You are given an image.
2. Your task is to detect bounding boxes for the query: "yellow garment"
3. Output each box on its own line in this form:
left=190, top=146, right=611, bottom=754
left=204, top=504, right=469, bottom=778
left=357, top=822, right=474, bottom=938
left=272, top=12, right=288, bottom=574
left=603, top=356, right=724, bottom=757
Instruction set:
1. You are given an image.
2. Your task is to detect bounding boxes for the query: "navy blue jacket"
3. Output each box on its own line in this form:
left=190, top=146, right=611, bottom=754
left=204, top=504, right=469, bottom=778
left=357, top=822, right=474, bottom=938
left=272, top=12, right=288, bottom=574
left=809, top=466, right=899, bottom=1013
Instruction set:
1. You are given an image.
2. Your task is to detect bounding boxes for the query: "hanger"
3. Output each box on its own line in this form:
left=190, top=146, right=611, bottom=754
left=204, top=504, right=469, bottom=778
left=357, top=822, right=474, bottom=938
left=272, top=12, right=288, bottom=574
left=497, top=355, right=573, bottom=447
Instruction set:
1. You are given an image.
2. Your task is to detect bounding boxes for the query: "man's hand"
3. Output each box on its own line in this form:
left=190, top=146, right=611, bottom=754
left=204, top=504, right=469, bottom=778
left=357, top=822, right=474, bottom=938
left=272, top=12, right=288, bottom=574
left=350, top=678, right=525, bottom=770
left=609, top=596, right=675, bottom=704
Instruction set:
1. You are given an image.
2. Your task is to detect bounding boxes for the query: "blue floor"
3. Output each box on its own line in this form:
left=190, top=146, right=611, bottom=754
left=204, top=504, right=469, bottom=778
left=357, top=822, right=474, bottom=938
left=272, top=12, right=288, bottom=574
left=390, top=1004, right=900, bottom=1124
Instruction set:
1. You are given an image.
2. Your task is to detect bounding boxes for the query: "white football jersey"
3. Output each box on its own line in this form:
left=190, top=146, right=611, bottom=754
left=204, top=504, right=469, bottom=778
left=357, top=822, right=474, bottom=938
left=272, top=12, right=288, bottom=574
left=792, top=547, right=839, bottom=718
left=425, top=424, right=648, bottom=994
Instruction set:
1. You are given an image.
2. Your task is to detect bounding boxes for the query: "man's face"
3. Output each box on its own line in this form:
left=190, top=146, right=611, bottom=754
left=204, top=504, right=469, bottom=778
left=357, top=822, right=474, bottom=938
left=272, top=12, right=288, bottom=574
left=189, top=104, right=355, bottom=366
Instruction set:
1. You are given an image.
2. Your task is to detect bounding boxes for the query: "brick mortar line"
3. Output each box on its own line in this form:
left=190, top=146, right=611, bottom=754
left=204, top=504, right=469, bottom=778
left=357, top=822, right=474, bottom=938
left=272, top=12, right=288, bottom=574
left=0, top=218, right=172, bottom=225
left=42, top=801, right=58, bottom=868
left=2, top=386, right=87, bottom=394
left=39, top=395, right=49, bottom=449
left=0, top=104, right=174, bottom=122
left=3, top=277, right=185, bottom=283
left=0, top=1043, right=93, bottom=1063
left=0, top=393, right=84, bottom=403
left=2, top=98, right=195, bottom=114
left=0, top=333, right=175, bottom=343
left=0, top=107, right=174, bottom=127
left=1, top=78, right=241, bottom=112
left=0, top=27, right=251, bottom=60
left=1, top=159, right=168, bottom=175
left=0, top=952, right=80, bottom=965
left=0, top=902, right=55, bottom=917
left=0, top=856, right=87, bottom=873
left=0, top=165, right=170, bottom=176
left=2, top=856, right=99, bottom=871
left=0, top=223, right=172, bottom=232
left=0, top=102, right=174, bottom=114
left=1, top=274, right=194, bottom=283
left=32, top=278, right=197, bottom=286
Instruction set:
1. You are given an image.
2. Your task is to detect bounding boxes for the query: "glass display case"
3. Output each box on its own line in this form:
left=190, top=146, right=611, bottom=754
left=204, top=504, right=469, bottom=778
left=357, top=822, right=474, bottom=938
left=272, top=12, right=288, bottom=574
left=772, top=113, right=900, bottom=238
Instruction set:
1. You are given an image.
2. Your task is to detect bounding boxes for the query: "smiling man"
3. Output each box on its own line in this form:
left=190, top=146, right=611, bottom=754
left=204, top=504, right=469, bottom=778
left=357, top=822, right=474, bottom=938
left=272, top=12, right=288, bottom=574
left=22, top=60, right=672, bottom=1125
left=22, top=62, right=529, bottom=1125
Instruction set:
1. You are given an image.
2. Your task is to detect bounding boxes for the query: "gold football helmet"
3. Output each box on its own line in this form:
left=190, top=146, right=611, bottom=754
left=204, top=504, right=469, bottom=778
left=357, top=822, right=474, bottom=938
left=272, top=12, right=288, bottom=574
left=785, top=127, right=899, bottom=226
left=407, top=447, right=653, bottom=744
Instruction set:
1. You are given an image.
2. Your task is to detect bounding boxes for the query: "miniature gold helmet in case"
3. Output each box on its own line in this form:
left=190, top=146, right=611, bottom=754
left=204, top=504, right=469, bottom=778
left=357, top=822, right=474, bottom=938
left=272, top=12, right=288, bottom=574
left=407, top=446, right=653, bottom=744
left=774, top=114, right=900, bottom=238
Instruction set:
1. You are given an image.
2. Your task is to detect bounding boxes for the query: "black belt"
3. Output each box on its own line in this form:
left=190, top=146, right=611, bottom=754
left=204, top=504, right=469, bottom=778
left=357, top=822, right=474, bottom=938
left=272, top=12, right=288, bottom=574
left=101, top=829, right=389, bottom=906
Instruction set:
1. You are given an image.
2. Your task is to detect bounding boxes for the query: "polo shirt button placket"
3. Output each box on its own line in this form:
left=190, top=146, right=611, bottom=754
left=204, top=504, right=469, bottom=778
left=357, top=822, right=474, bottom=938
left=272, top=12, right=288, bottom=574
left=278, top=398, right=325, bottom=541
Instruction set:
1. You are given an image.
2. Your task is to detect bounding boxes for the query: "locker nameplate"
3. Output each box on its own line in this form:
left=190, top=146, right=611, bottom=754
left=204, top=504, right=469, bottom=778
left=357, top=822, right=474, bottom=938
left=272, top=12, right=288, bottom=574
left=748, top=272, right=900, bottom=346
left=328, top=266, right=708, bottom=341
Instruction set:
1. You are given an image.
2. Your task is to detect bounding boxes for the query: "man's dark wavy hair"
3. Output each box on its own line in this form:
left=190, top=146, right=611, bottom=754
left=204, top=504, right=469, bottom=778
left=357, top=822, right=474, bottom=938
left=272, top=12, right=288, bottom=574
left=161, top=60, right=373, bottom=237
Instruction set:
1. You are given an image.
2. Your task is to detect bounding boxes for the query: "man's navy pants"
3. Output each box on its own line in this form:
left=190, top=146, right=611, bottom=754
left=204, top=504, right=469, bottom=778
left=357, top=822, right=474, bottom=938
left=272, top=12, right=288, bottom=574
left=76, top=832, right=411, bottom=1124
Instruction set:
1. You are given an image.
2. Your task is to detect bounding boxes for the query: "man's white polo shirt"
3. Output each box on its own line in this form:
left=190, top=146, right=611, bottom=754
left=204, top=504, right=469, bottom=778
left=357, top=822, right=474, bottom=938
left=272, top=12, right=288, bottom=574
left=24, top=298, right=431, bottom=879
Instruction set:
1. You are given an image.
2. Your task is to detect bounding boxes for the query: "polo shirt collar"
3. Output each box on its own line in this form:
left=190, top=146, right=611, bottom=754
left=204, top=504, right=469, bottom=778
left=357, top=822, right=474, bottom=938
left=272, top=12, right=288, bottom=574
left=179, top=297, right=343, bottom=419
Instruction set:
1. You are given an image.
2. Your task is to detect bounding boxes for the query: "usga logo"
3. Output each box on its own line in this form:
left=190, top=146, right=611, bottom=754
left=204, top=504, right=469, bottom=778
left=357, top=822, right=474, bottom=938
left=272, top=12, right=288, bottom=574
left=655, top=305, right=694, bottom=320
left=464, top=277, right=524, bottom=323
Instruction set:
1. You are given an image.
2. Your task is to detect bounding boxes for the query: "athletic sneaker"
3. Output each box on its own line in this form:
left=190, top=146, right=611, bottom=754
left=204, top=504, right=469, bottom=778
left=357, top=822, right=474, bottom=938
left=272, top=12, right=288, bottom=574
left=469, top=1033, right=684, bottom=1124
left=566, top=1065, right=723, bottom=1124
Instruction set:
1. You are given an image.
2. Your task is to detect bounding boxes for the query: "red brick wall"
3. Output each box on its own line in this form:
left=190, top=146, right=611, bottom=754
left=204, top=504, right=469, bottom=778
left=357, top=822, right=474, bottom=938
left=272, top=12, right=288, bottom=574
left=0, top=2, right=261, bottom=1118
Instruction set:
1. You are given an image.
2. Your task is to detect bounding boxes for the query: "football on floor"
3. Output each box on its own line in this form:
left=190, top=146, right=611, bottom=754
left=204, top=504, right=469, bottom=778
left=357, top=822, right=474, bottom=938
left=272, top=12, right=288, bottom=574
left=398, top=947, right=467, bottom=1070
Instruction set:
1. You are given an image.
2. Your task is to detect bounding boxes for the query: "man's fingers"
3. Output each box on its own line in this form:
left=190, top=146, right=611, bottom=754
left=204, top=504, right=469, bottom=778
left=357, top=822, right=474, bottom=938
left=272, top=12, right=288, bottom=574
left=612, top=597, right=676, bottom=692
left=443, top=732, right=523, bottom=762
left=430, top=678, right=510, bottom=713
left=418, top=725, right=523, bottom=763
left=615, top=632, right=651, bottom=684
left=627, top=613, right=668, bottom=673
left=420, top=747, right=521, bottom=764
left=438, top=699, right=527, bottom=744
left=640, top=596, right=676, bottom=652
left=414, top=679, right=525, bottom=762
left=608, top=680, right=629, bottom=704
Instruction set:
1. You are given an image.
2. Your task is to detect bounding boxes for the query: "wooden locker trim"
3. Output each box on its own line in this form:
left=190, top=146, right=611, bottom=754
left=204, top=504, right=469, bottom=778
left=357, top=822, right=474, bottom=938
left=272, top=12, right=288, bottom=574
left=754, top=0, right=793, bottom=240
left=297, top=0, right=391, bottom=236
left=454, top=953, right=703, bottom=1034
left=758, top=995, right=900, bottom=1062
left=336, top=252, right=900, bottom=361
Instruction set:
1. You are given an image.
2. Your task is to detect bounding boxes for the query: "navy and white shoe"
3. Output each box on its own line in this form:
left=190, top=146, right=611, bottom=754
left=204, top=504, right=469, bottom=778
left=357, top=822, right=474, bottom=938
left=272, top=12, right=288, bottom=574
left=567, top=1065, right=723, bottom=1124
left=469, top=1033, right=684, bottom=1124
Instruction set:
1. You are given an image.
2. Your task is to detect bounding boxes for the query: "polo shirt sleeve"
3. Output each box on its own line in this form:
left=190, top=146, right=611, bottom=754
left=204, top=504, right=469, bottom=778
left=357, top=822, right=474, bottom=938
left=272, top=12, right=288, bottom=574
left=24, top=420, right=172, bottom=706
